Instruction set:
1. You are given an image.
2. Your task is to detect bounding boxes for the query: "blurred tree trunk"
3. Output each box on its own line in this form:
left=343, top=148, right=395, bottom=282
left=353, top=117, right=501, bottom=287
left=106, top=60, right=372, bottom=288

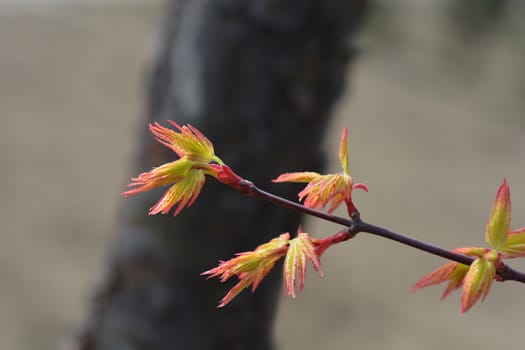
left=78, top=0, right=367, bottom=349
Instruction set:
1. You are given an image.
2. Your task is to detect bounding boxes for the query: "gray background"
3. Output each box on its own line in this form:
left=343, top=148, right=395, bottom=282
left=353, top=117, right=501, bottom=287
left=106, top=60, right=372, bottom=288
left=1, top=1, right=524, bottom=349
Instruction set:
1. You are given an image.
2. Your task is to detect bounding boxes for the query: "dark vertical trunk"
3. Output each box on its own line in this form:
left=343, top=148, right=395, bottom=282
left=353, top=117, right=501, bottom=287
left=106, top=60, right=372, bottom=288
left=78, top=0, right=367, bottom=349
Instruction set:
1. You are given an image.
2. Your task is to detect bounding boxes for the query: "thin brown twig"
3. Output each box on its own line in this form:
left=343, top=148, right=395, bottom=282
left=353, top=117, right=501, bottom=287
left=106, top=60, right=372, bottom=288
left=238, top=180, right=525, bottom=283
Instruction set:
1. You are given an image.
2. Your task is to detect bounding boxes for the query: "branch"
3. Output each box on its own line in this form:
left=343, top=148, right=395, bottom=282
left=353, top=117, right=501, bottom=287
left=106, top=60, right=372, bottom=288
left=238, top=180, right=525, bottom=284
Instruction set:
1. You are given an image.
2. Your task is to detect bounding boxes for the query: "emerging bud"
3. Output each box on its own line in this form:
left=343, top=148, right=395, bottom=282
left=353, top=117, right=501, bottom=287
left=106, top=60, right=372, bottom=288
left=273, top=128, right=366, bottom=215
left=484, top=179, right=525, bottom=258
left=413, top=247, right=497, bottom=313
left=414, top=180, right=525, bottom=314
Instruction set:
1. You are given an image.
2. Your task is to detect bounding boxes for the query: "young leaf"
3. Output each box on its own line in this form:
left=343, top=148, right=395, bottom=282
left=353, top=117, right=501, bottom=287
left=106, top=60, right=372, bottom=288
left=499, top=228, right=525, bottom=259
left=339, top=127, right=349, bottom=175
left=150, top=121, right=220, bottom=163
left=460, top=258, right=495, bottom=314
left=284, top=230, right=323, bottom=298
left=413, top=261, right=469, bottom=300
left=485, top=179, right=511, bottom=250
left=148, top=169, right=206, bottom=216
left=203, top=233, right=289, bottom=307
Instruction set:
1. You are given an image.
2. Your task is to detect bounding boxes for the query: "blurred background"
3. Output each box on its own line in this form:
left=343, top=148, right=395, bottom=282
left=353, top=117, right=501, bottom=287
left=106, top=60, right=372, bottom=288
left=1, top=0, right=525, bottom=349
